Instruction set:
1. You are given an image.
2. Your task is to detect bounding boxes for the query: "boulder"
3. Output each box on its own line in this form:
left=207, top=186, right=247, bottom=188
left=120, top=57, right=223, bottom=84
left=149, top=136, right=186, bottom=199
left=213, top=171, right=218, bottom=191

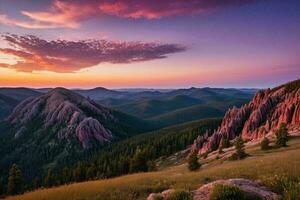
left=193, top=178, right=280, bottom=200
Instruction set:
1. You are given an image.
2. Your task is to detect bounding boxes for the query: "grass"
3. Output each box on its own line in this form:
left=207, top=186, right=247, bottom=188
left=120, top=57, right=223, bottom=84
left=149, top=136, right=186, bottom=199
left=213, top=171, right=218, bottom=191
left=6, top=137, right=300, bottom=200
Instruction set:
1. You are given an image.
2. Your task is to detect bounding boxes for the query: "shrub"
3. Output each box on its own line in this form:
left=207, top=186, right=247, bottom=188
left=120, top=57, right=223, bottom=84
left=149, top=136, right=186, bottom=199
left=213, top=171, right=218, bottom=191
left=187, top=152, right=201, bottom=171
left=7, top=164, right=23, bottom=195
left=153, top=194, right=164, bottom=200
left=166, top=190, right=192, bottom=200
left=275, top=123, right=288, bottom=147
left=147, top=160, right=157, bottom=172
left=260, top=137, right=270, bottom=150
left=263, top=175, right=300, bottom=200
left=210, top=184, right=245, bottom=200
left=150, top=180, right=172, bottom=193
left=202, top=152, right=208, bottom=159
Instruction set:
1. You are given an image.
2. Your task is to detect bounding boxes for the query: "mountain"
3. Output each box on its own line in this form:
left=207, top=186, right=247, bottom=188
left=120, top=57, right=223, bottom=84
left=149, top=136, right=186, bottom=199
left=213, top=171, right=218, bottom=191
left=74, top=87, right=125, bottom=100
left=0, top=87, right=41, bottom=101
left=105, top=88, right=255, bottom=126
left=0, top=94, right=19, bottom=120
left=192, top=79, right=300, bottom=154
left=148, top=104, right=223, bottom=127
left=0, top=88, right=154, bottom=178
left=0, top=88, right=41, bottom=120
left=113, top=95, right=203, bottom=119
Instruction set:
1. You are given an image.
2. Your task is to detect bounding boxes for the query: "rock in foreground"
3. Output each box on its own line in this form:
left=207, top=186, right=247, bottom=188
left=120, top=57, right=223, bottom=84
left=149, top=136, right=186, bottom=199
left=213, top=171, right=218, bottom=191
left=147, top=179, right=280, bottom=200
left=193, top=178, right=280, bottom=200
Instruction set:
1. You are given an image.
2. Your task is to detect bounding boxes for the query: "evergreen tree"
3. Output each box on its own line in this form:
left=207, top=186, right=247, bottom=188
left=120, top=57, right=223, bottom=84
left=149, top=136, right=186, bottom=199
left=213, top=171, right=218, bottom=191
left=218, top=144, right=224, bottom=154
left=73, top=162, right=86, bottom=182
left=7, top=164, right=23, bottom=195
left=0, top=178, right=4, bottom=196
left=61, top=167, right=71, bottom=184
left=129, top=149, right=148, bottom=173
left=222, top=137, right=231, bottom=148
left=147, top=160, right=157, bottom=172
left=33, top=178, right=41, bottom=190
left=188, top=151, right=201, bottom=171
left=230, top=136, right=247, bottom=160
left=86, top=164, right=97, bottom=180
left=276, top=123, right=288, bottom=147
left=44, top=169, right=56, bottom=188
left=260, top=137, right=270, bottom=150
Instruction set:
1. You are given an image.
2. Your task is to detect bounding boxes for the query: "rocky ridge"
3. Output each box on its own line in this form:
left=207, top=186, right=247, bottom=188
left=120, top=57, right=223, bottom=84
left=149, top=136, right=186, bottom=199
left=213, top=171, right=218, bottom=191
left=192, top=80, right=300, bottom=155
left=8, top=88, right=114, bottom=148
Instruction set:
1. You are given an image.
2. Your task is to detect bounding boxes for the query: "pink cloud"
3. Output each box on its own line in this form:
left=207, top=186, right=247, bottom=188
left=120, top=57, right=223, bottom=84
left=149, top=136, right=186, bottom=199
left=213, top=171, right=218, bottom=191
left=0, top=0, right=262, bottom=29
left=0, top=34, right=186, bottom=73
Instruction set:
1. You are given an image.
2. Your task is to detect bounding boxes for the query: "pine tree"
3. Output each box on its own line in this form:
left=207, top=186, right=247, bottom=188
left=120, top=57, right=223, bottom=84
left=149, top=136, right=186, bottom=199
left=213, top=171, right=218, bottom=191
left=86, top=164, right=97, bottom=180
left=230, top=136, right=247, bottom=160
left=147, top=160, right=157, bottom=172
left=44, top=169, right=56, bottom=188
left=61, top=167, right=71, bottom=184
left=276, top=123, right=288, bottom=147
left=260, top=137, right=270, bottom=150
left=33, top=178, right=41, bottom=190
left=73, top=162, right=86, bottom=182
left=0, top=178, right=4, bottom=196
left=188, top=151, right=201, bottom=171
left=129, top=149, right=148, bottom=173
left=7, top=164, right=23, bottom=195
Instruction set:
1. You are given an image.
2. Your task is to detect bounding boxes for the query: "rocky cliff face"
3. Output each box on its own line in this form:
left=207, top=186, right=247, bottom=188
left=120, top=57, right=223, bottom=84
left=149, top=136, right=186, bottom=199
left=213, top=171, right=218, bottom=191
left=8, top=88, right=114, bottom=148
left=192, top=80, right=300, bottom=154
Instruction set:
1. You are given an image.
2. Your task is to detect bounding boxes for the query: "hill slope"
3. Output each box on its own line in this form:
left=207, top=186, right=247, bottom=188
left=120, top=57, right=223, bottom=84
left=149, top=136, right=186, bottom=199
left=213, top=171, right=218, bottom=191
left=0, top=88, right=154, bottom=179
left=101, top=88, right=255, bottom=126
left=0, top=94, right=18, bottom=121
left=0, top=88, right=41, bottom=120
left=6, top=136, right=300, bottom=200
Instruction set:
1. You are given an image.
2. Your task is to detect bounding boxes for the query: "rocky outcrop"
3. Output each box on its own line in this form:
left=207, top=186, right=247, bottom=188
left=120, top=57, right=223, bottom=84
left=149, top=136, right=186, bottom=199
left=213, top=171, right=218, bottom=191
left=147, top=189, right=175, bottom=200
left=8, top=88, right=114, bottom=148
left=193, top=179, right=280, bottom=200
left=192, top=80, right=300, bottom=155
left=147, top=179, right=279, bottom=200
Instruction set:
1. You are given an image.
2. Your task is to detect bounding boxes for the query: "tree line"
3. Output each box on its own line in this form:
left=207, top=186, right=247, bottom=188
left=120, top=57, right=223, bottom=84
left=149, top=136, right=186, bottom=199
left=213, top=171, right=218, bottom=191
left=0, top=118, right=221, bottom=196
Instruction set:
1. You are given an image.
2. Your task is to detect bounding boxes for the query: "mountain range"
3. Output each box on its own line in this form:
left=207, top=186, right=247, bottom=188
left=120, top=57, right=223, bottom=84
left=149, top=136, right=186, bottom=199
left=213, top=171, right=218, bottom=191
left=0, top=86, right=255, bottom=181
left=0, top=87, right=256, bottom=126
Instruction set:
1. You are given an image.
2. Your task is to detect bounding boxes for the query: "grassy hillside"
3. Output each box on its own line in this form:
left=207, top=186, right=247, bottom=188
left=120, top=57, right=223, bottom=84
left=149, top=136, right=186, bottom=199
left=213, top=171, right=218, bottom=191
left=7, top=136, right=300, bottom=200
left=0, top=118, right=220, bottom=195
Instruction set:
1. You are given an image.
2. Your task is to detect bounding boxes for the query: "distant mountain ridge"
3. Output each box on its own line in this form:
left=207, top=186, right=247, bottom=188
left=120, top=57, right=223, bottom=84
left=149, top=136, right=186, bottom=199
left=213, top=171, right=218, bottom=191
left=0, top=88, right=41, bottom=120
left=0, top=86, right=256, bottom=127
left=192, top=79, right=300, bottom=154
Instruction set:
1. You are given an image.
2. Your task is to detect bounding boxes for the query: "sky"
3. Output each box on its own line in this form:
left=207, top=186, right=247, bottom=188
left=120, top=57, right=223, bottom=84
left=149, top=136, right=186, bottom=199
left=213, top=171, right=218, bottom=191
left=0, top=0, right=299, bottom=89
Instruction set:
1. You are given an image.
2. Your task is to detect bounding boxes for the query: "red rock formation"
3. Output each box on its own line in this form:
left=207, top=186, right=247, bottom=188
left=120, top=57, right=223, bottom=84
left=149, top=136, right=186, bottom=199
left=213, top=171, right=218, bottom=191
left=192, top=80, right=300, bottom=155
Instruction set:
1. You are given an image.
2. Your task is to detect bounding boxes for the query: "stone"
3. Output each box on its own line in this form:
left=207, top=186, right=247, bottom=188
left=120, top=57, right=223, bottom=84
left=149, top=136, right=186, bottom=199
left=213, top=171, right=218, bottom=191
left=193, top=178, right=280, bottom=200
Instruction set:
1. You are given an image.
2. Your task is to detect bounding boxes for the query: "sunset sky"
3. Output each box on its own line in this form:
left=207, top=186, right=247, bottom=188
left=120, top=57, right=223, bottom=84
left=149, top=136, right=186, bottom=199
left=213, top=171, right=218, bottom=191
left=0, top=0, right=299, bottom=89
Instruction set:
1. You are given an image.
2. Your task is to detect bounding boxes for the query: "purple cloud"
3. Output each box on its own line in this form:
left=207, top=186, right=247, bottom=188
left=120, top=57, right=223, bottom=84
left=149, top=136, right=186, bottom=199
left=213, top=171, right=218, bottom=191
left=0, top=34, right=186, bottom=73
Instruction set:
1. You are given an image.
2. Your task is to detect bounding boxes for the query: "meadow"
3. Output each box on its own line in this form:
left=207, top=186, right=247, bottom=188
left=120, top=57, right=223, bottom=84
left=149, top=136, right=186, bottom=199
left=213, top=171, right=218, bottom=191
left=5, top=137, right=300, bottom=200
